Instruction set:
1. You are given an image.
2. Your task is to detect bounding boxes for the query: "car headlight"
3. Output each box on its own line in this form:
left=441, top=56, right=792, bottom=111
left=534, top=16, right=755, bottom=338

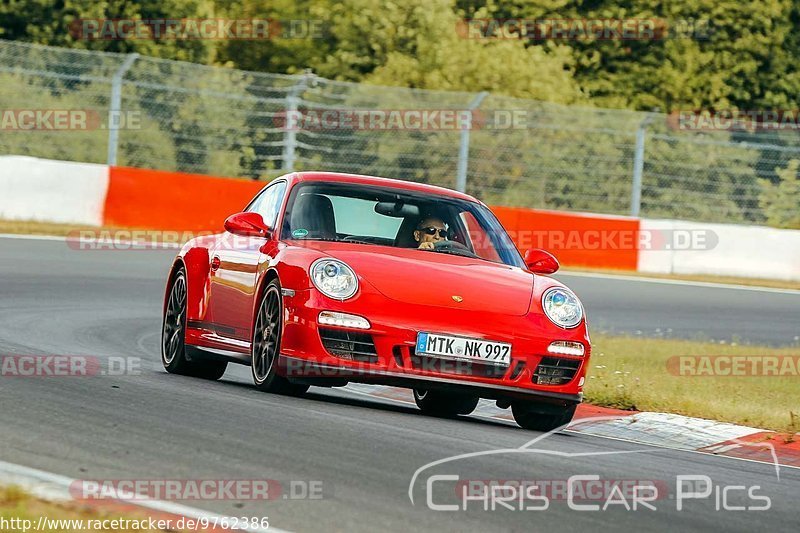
left=542, top=287, right=583, bottom=328
left=310, top=258, right=358, bottom=300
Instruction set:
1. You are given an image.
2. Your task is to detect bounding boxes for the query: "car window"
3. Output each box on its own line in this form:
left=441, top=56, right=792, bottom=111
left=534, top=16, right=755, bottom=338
left=281, top=182, right=525, bottom=268
left=461, top=211, right=502, bottom=263
left=328, top=195, right=403, bottom=239
left=248, top=181, right=287, bottom=227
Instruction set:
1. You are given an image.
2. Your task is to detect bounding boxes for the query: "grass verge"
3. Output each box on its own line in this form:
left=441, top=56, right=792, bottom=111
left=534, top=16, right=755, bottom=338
left=0, top=486, right=177, bottom=532
left=0, top=220, right=138, bottom=238
left=586, top=334, right=800, bottom=434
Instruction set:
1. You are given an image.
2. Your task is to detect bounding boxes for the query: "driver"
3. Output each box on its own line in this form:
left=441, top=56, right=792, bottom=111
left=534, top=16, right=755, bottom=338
left=414, top=217, right=448, bottom=250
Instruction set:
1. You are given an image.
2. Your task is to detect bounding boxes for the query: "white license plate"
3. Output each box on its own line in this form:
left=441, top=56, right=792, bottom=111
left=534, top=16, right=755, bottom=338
left=415, top=332, right=511, bottom=366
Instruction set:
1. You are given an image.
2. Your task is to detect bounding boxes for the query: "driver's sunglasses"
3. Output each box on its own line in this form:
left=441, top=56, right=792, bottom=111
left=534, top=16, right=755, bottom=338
left=419, top=226, right=448, bottom=238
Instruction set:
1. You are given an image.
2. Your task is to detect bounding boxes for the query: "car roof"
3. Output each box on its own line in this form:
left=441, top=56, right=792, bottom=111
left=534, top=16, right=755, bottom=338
left=286, top=171, right=482, bottom=204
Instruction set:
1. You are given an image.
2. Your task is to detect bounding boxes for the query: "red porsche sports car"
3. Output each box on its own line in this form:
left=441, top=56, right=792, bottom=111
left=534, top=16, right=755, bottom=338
left=161, top=172, right=590, bottom=430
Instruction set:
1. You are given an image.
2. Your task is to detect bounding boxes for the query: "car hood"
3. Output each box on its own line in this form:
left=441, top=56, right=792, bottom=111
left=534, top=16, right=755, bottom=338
left=302, top=242, right=534, bottom=316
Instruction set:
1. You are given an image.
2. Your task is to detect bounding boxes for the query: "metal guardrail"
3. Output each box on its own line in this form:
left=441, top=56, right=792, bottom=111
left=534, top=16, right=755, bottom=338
left=1, top=38, right=799, bottom=226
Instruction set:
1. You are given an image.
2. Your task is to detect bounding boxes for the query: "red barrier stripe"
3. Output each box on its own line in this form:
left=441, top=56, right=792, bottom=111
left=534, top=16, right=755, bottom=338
left=104, top=167, right=264, bottom=232
left=491, top=206, right=640, bottom=271
left=103, top=167, right=640, bottom=270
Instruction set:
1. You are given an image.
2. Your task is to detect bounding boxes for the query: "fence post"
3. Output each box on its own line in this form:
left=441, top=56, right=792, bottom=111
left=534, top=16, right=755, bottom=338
left=282, top=73, right=312, bottom=173
left=630, top=113, right=655, bottom=217
left=455, top=91, right=489, bottom=193
left=106, top=53, right=139, bottom=166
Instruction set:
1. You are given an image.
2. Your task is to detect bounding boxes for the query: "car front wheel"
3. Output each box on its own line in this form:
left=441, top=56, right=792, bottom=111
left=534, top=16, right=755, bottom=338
left=413, top=389, right=479, bottom=417
left=251, top=279, right=309, bottom=396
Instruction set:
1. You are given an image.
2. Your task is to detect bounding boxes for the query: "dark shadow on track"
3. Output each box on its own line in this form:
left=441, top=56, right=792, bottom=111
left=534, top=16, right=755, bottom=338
left=152, top=369, right=537, bottom=432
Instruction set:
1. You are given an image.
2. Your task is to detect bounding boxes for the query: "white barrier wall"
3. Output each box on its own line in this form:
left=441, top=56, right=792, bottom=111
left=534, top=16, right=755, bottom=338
left=2, top=155, right=799, bottom=282
left=638, top=218, right=800, bottom=282
left=0, top=156, right=109, bottom=226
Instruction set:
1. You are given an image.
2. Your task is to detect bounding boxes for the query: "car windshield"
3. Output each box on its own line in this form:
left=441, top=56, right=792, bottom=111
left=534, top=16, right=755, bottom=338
left=280, top=182, right=525, bottom=268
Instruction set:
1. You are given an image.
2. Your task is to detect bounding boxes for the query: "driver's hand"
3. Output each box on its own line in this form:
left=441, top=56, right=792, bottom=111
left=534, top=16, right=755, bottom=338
left=418, top=242, right=435, bottom=250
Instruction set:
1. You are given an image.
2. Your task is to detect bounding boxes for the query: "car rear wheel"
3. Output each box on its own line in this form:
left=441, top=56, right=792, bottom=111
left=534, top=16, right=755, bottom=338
left=252, top=279, right=309, bottom=396
left=413, top=389, right=479, bottom=417
left=511, top=401, right=576, bottom=431
left=162, top=268, right=227, bottom=380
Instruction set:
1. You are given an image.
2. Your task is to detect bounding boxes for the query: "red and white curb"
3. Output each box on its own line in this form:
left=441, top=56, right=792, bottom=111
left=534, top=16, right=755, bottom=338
left=0, top=460, right=284, bottom=533
left=570, top=411, right=762, bottom=449
left=343, top=384, right=800, bottom=470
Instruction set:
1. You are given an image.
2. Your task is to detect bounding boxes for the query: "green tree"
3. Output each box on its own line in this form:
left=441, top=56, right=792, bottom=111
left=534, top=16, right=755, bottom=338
left=491, top=0, right=800, bottom=112
left=317, top=0, right=583, bottom=102
left=759, top=160, right=800, bottom=228
left=0, top=0, right=219, bottom=63
left=215, top=0, right=334, bottom=74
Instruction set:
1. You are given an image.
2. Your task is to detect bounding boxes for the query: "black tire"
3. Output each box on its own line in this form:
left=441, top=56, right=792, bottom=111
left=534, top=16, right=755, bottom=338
left=162, top=268, right=227, bottom=380
left=413, top=389, right=479, bottom=417
left=251, top=279, right=309, bottom=396
left=511, top=402, right=576, bottom=431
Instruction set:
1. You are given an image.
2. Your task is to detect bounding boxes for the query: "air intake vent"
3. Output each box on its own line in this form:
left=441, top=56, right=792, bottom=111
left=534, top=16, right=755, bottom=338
left=508, top=361, right=526, bottom=380
left=319, top=328, right=377, bottom=362
left=392, top=346, right=405, bottom=367
left=533, top=357, right=581, bottom=386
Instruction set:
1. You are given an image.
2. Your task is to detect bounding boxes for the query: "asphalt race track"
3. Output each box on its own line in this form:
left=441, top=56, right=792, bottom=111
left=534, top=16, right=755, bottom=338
left=0, top=235, right=798, bottom=532
left=555, top=272, right=800, bottom=346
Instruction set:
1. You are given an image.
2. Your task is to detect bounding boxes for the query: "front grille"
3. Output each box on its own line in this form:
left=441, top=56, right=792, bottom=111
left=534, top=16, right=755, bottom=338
left=409, top=347, right=507, bottom=378
left=319, top=328, right=378, bottom=362
left=532, top=357, right=581, bottom=385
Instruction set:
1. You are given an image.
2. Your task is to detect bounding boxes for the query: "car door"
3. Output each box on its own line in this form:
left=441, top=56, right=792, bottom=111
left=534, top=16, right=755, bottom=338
left=208, top=180, right=287, bottom=344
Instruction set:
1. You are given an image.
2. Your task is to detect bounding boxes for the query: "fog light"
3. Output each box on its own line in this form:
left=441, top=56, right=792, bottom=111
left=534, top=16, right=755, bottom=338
left=318, top=311, right=371, bottom=330
left=547, top=341, right=585, bottom=356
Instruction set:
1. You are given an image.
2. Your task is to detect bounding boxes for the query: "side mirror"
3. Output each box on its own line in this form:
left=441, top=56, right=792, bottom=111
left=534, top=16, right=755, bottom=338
left=524, top=248, right=559, bottom=274
left=224, top=212, right=271, bottom=238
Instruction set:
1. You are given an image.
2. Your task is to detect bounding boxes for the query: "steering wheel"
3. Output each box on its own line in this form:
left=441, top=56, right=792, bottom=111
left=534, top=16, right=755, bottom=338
left=434, top=240, right=469, bottom=252
left=433, top=240, right=479, bottom=258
